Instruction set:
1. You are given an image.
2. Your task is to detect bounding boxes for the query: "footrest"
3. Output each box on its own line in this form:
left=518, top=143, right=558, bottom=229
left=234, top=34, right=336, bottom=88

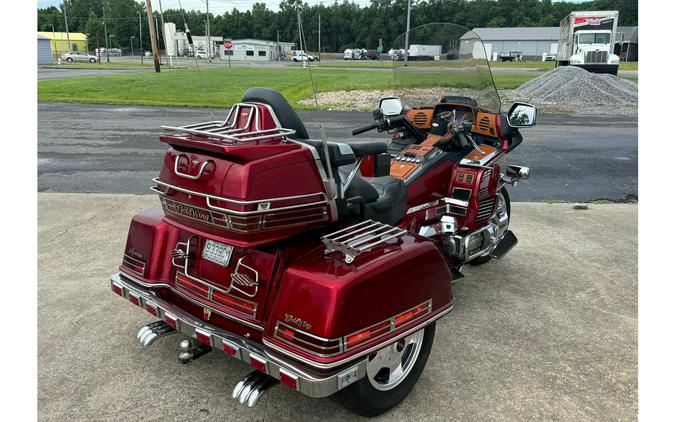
left=490, top=230, right=518, bottom=260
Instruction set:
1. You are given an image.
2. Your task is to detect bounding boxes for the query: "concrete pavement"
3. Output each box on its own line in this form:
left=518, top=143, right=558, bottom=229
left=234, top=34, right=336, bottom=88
left=38, top=193, right=637, bottom=421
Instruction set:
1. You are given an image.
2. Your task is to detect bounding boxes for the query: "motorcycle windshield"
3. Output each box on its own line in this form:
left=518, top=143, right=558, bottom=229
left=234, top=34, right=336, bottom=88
left=392, top=23, right=501, bottom=113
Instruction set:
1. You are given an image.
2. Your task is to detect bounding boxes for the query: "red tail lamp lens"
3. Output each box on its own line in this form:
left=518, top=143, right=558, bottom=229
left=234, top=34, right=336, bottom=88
left=195, top=329, right=211, bottom=346
left=250, top=355, right=268, bottom=373
left=394, top=303, right=429, bottom=328
left=145, top=303, right=157, bottom=316
left=277, top=326, right=295, bottom=342
left=279, top=369, right=298, bottom=390
left=111, top=283, right=123, bottom=296
left=128, top=293, right=140, bottom=306
left=346, top=321, right=390, bottom=349
left=222, top=342, right=236, bottom=357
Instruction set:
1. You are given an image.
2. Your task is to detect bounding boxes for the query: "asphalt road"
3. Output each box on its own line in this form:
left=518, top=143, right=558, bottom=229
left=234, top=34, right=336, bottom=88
left=38, top=103, right=637, bottom=202
left=38, top=194, right=637, bottom=421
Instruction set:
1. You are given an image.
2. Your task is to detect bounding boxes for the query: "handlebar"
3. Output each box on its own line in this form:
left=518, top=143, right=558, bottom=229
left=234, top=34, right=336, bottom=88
left=351, top=123, right=378, bottom=136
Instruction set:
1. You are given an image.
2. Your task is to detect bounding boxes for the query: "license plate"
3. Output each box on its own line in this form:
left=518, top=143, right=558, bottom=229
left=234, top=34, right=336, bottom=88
left=202, top=239, right=233, bottom=267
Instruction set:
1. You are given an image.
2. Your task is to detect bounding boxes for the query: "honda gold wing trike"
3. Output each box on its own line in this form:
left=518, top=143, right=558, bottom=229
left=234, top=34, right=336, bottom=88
left=109, top=23, right=535, bottom=417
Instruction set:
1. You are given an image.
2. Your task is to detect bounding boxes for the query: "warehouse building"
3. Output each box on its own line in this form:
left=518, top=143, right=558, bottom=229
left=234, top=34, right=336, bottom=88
left=38, top=34, right=52, bottom=65
left=37, top=32, right=89, bottom=59
left=221, top=39, right=295, bottom=61
left=470, top=26, right=638, bottom=61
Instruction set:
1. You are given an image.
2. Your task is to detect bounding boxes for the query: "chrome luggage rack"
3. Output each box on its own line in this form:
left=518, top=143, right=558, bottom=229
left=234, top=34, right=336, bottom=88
left=321, top=220, right=407, bottom=264
left=161, top=103, right=296, bottom=143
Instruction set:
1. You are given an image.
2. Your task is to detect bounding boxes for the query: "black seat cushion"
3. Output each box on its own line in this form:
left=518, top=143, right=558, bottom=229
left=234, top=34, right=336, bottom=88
left=364, top=176, right=408, bottom=225
left=340, top=168, right=379, bottom=203
left=241, top=87, right=310, bottom=139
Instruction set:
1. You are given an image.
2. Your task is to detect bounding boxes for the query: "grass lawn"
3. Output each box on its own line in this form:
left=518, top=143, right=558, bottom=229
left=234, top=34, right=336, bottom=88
left=38, top=67, right=536, bottom=109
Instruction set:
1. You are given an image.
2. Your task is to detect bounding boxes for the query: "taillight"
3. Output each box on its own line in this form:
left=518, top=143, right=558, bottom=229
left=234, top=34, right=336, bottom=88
left=164, top=313, right=178, bottom=329
left=250, top=354, right=268, bottom=373
left=393, top=303, right=430, bottom=328
left=273, top=323, right=342, bottom=357
left=195, top=328, right=212, bottom=346
left=279, top=369, right=298, bottom=390
left=128, top=292, right=140, bottom=306
left=145, top=302, right=157, bottom=316
left=212, top=290, right=256, bottom=317
left=111, top=283, right=123, bottom=296
left=345, top=320, right=390, bottom=349
left=122, top=254, right=146, bottom=277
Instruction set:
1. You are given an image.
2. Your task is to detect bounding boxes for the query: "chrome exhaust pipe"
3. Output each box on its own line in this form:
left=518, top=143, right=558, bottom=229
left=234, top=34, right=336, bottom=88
left=232, top=371, right=279, bottom=408
left=136, top=321, right=177, bottom=347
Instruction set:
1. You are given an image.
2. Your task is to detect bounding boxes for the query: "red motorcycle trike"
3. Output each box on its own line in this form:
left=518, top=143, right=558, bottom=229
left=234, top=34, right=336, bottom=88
left=110, top=24, right=535, bottom=416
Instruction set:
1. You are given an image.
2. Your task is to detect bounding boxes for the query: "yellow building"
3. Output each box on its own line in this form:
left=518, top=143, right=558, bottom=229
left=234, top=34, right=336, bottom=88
left=37, top=32, right=89, bottom=56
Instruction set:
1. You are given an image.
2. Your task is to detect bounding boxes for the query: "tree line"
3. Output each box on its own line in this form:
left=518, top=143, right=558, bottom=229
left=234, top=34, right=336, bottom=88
left=38, top=0, right=637, bottom=53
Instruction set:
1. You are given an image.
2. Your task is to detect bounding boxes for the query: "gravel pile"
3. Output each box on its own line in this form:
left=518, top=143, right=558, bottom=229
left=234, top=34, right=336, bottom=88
left=513, top=66, right=638, bottom=106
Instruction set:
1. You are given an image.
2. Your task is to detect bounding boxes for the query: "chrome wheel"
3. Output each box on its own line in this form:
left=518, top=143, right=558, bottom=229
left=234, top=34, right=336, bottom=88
left=492, top=190, right=510, bottom=239
left=366, top=329, right=424, bottom=391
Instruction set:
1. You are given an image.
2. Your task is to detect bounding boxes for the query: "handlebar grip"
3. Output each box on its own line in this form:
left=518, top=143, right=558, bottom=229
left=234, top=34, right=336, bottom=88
left=351, top=123, right=378, bottom=136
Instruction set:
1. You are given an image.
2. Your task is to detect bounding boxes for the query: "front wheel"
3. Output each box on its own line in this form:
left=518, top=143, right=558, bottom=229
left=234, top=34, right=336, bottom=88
left=89, top=58, right=96, bottom=63
left=66, top=57, right=73, bottom=63
left=334, top=324, right=435, bottom=417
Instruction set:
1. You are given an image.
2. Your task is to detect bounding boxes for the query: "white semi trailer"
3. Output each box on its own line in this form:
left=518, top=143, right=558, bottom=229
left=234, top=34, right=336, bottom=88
left=557, top=10, right=620, bottom=75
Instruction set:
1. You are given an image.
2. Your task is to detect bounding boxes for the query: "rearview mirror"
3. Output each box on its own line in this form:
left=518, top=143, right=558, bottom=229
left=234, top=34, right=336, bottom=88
left=507, top=103, right=536, bottom=128
left=379, top=97, right=403, bottom=116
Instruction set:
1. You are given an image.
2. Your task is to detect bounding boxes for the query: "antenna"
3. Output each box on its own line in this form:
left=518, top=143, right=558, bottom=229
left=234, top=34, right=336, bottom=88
left=297, top=8, right=336, bottom=199
left=177, top=0, right=214, bottom=119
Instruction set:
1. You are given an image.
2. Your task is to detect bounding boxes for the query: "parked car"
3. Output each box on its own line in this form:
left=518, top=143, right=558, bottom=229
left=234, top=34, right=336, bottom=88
left=543, top=53, right=557, bottom=61
left=60, top=51, right=97, bottom=63
left=195, top=50, right=209, bottom=59
left=291, top=50, right=319, bottom=62
left=343, top=49, right=354, bottom=60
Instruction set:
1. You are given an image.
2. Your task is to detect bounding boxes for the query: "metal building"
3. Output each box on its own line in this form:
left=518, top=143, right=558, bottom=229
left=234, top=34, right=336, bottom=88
left=38, top=34, right=52, bottom=65
left=470, top=27, right=560, bottom=61
left=470, top=26, right=638, bottom=61
left=221, top=39, right=295, bottom=61
left=37, top=32, right=89, bottom=57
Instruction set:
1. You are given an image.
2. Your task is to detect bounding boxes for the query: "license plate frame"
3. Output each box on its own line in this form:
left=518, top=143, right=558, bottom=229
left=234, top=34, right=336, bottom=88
left=202, top=239, right=234, bottom=267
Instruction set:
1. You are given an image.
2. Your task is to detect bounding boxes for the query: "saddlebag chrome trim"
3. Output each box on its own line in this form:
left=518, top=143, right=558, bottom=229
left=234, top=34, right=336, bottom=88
left=111, top=272, right=367, bottom=398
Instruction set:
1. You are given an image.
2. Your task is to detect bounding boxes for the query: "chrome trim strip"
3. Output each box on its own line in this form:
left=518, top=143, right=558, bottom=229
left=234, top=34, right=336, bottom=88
left=262, top=303, right=454, bottom=370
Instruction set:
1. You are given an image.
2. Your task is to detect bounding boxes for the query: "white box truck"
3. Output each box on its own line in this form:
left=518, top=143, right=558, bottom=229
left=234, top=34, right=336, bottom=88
left=557, top=10, right=620, bottom=75
left=408, top=44, right=442, bottom=61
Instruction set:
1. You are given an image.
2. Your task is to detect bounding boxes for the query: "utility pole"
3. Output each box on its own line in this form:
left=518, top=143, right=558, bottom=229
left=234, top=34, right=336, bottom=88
left=96, top=32, right=101, bottom=64
left=296, top=8, right=305, bottom=68
left=63, top=1, right=72, bottom=50
left=157, top=0, right=169, bottom=65
left=138, top=12, right=144, bottom=65
left=130, top=36, right=135, bottom=56
left=318, top=13, right=321, bottom=62
left=277, top=29, right=280, bottom=61
left=404, top=0, right=412, bottom=62
left=206, top=0, right=211, bottom=62
left=103, top=3, right=110, bottom=63
left=145, top=0, right=161, bottom=72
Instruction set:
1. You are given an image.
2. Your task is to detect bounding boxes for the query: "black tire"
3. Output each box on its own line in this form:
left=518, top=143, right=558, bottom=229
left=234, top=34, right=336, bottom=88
left=66, top=57, right=73, bottom=63
left=89, top=58, right=96, bottom=63
left=468, top=186, right=511, bottom=266
left=333, top=323, right=436, bottom=417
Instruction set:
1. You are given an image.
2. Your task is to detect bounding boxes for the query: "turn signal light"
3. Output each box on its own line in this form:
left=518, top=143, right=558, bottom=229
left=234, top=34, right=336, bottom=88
left=111, top=283, right=123, bottom=296
left=121, top=254, right=146, bottom=277
left=195, top=329, right=212, bottom=346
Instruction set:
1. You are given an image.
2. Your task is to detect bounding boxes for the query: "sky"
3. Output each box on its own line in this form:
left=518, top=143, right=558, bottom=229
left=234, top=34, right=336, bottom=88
left=37, top=0, right=587, bottom=14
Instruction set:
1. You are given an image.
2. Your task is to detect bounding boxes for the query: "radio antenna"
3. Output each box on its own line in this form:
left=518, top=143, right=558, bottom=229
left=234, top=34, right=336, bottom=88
left=297, top=8, right=335, bottom=197
left=177, top=0, right=214, bottom=118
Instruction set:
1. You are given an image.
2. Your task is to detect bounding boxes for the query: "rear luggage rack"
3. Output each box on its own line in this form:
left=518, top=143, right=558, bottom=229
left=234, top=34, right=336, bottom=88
left=321, top=220, right=407, bottom=264
left=161, top=103, right=296, bottom=143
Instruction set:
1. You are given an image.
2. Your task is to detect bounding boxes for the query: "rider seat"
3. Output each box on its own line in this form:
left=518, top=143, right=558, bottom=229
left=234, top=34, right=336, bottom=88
left=241, top=88, right=408, bottom=225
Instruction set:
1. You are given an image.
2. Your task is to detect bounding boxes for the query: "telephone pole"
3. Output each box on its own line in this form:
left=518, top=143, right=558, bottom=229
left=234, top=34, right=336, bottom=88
left=318, top=13, right=321, bottom=61
left=206, top=0, right=211, bottom=62
left=103, top=2, right=109, bottom=63
left=158, top=0, right=169, bottom=65
left=145, top=0, right=161, bottom=72
left=404, top=0, right=412, bottom=62
left=63, top=1, right=72, bottom=50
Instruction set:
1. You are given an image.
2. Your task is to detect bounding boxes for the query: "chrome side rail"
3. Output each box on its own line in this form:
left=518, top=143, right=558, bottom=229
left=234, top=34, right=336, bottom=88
left=152, top=178, right=329, bottom=217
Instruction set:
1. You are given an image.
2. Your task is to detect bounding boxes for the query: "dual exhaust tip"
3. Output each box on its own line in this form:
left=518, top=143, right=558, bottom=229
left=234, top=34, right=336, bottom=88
left=232, top=370, right=279, bottom=408
left=137, top=321, right=278, bottom=408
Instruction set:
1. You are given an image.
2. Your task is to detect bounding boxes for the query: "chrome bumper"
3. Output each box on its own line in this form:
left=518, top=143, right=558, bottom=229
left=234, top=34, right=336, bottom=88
left=110, top=272, right=367, bottom=398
